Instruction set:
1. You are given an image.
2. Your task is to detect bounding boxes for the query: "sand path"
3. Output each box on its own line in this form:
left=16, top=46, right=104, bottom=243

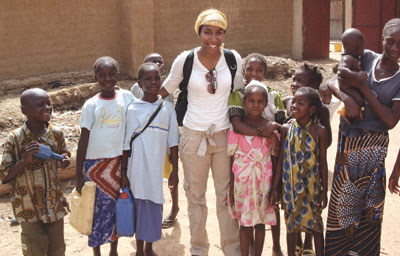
left=1, top=105, right=400, bottom=255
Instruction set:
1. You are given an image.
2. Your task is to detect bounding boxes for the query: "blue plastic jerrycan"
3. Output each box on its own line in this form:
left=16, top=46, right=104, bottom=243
left=33, top=144, right=64, bottom=161
left=116, top=187, right=135, bottom=237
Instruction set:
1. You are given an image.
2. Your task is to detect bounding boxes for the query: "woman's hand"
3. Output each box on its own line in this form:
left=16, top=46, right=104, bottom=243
left=337, top=66, right=365, bottom=90
left=342, top=94, right=362, bottom=124
left=258, top=121, right=280, bottom=137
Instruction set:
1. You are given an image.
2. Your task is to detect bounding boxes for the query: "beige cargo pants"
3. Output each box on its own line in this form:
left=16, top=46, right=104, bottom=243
left=179, top=126, right=240, bottom=256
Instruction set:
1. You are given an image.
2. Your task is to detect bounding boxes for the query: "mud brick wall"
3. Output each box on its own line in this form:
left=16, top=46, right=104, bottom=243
left=0, top=0, right=293, bottom=83
left=0, top=0, right=121, bottom=81
left=153, top=0, right=293, bottom=68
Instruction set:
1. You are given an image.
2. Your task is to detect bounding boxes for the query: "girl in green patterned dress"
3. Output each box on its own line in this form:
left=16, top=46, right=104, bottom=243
left=270, top=87, right=328, bottom=256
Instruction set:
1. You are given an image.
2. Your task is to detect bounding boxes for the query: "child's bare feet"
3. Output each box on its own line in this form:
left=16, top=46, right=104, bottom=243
left=144, top=249, right=158, bottom=256
left=272, top=246, right=284, bottom=256
left=144, top=242, right=156, bottom=256
left=109, top=240, right=118, bottom=256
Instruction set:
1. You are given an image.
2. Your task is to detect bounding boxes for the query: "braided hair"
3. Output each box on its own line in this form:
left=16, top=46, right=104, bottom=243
left=300, top=63, right=323, bottom=89
left=295, top=87, right=322, bottom=119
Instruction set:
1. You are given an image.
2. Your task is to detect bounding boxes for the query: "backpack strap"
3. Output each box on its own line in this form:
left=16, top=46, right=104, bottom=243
left=179, top=49, right=195, bottom=92
left=180, top=49, right=236, bottom=92
left=223, top=49, right=237, bottom=93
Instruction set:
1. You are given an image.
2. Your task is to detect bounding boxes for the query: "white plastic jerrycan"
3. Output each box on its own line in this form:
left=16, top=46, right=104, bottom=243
left=70, top=181, right=96, bottom=235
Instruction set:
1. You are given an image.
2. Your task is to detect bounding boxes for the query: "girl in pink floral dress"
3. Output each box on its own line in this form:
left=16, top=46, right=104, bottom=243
left=228, top=80, right=279, bottom=256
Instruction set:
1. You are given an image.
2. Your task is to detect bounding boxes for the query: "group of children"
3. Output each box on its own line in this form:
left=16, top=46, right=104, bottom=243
left=0, top=27, right=371, bottom=256
left=0, top=54, right=179, bottom=256
left=227, top=54, right=331, bottom=256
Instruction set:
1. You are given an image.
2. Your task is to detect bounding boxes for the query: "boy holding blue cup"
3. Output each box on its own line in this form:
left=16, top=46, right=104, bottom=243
left=0, top=88, right=70, bottom=256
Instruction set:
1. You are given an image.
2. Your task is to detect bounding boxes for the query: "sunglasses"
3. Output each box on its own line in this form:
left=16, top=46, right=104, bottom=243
left=205, top=69, right=218, bottom=94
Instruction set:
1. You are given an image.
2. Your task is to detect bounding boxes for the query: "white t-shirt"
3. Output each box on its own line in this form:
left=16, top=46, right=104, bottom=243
left=123, top=96, right=179, bottom=204
left=163, top=47, right=244, bottom=131
left=80, top=89, right=134, bottom=159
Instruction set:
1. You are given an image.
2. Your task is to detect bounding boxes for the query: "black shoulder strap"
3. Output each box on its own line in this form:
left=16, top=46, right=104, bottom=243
left=180, top=49, right=236, bottom=92
left=179, top=50, right=195, bottom=91
left=129, top=101, right=164, bottom=156
left=223, top=49, right=237, bottom=92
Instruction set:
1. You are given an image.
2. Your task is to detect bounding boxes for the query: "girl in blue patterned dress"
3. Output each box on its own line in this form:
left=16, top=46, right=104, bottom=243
left=270, top=87, right=328, bottom=256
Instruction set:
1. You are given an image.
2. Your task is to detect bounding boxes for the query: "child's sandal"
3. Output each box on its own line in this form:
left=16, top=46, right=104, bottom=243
left=295, top=245, right=302, bottom=256
left=302, top=249, right=316, bottom=256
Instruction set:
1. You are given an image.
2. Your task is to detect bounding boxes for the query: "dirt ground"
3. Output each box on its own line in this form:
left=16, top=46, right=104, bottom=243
left=1, top=52, right=400, bottom=255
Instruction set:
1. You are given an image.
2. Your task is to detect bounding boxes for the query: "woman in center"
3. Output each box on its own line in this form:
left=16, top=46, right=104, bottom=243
left=159, top=9, right=243, bottom=256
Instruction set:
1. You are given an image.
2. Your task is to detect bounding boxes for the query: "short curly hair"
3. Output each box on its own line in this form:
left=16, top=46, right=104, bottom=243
left=137, top=62, right=161, bottom=80
left=383, top=18, right=400, bottom=37
left=243, top=80, right=269, bottom=102
left=93, top=56, right=119, bottom=74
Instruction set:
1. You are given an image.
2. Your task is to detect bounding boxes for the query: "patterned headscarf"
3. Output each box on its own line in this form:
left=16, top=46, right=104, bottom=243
left=194, top=9, right=228, bottom=34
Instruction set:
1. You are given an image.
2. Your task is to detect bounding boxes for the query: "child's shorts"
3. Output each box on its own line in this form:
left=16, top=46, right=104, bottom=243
left=135, top=198, right=163, bottom=242
left=20, top=218, right=65, bottom=256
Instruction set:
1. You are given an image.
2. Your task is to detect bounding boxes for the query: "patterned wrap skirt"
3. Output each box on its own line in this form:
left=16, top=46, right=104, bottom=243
left=84, top=156, right=121, bottom=247
left=325, top=130, right=388, bottom=256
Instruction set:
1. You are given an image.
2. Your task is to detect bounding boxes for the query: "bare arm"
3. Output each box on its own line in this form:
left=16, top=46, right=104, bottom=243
left=231, top=116, right=258, bottom=136
left=270, top=125, right=288, bottom=206
left=339, top=67, right=400, bottom=128
left=341, top=87, right=364, bottom=107
left=229, top=156, right=235, bottom=205
left=282, top=96, right=292, bottom=115
left=360, top=86, right=400, bottom=129
left=258, top=121, right=282, bottom=138
left=320, top=105, right=332, bottom=147
left=338, top=66, right=366, bottom=107
left=2, top=141, right=40, bottom=184
left=389, top=148, right=400, bottom=195
left=231, top=116, right=281, bottom=137
left=327, top=75, right=362, bottom=122
left=168, top=146, right=179, bottom=190
left=317, top=126, right=328, bottom=209
left=270, top=133, right=280, bottom=175
left=159, top=87, right=170, bottom=99
left=120, top=150, right=130, bottom=189
left=75, top=128, right=90, bottom=193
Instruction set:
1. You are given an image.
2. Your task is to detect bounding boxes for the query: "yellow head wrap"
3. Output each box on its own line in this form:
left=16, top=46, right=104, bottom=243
left=194, top=9, right=228, bottom=34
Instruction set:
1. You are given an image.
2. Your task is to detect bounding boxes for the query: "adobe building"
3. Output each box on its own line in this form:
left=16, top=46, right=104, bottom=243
left=0, top=0, right=398, bottom=86
left=330, top=0, right=400, bottom=53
